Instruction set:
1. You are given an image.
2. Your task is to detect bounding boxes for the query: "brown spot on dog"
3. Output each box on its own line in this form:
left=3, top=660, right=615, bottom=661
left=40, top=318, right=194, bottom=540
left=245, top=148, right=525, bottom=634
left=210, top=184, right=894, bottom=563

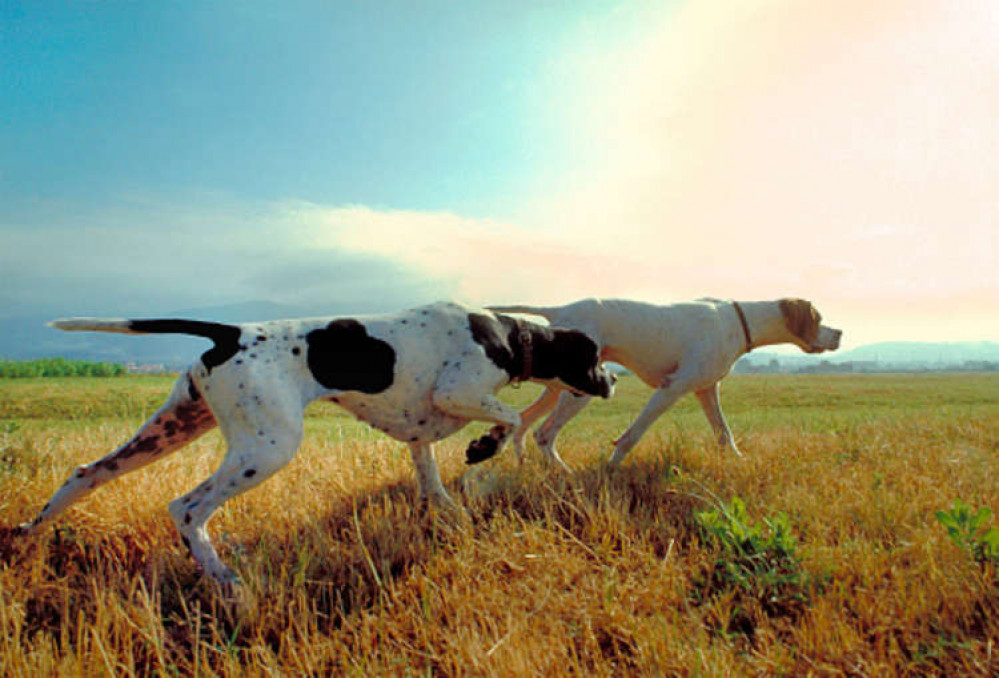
left=779, top=298, right=821, bottom=346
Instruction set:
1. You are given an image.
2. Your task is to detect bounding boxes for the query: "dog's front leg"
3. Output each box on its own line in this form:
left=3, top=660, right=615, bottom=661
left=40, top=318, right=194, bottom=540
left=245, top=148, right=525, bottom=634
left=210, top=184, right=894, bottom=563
left=694, top=383, right=743, bottom=456
left=431, top=388, right=520, bottom=465
left=406, top=443, right=456, bottom=508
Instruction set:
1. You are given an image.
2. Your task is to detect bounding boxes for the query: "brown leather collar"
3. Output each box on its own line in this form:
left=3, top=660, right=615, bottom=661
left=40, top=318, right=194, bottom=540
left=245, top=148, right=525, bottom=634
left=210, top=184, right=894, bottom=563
left=732, top=301, right=753, bottom=352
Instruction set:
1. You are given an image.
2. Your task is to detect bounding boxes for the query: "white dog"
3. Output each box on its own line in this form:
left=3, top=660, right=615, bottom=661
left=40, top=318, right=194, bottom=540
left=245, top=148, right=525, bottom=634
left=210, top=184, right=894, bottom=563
left=14, top=302, right=615, bottom=583
left=488, top=298, right=841, bottom=469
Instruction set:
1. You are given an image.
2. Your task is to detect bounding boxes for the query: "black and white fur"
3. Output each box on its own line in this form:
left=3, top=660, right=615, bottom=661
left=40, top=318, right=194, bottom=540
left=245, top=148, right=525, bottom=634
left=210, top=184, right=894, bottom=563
left=16, top=301, right=615, bottom=583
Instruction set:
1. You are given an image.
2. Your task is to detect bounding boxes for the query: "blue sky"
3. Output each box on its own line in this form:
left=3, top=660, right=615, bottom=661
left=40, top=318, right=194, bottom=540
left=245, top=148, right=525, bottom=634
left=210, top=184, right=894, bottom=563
left=2, top=1, right=997, bottom=346
left=4, top=1, right=628, bottom=214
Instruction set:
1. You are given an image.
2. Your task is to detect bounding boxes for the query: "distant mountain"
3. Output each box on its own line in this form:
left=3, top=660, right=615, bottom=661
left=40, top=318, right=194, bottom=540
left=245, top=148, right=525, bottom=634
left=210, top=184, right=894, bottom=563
left=831, top=341, right=999, bottom=364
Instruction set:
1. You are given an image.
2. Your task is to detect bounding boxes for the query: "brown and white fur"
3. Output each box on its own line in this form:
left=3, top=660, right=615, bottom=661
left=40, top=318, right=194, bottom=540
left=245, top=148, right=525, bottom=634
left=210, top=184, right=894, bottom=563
left=488, top=298, right=842, bottom=469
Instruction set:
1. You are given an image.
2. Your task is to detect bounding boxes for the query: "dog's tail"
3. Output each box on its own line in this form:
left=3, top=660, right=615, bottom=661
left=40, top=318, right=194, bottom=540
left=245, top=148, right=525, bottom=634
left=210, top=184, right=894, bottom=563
left=486, top=304, right=559, bottom=321
left=50, top=318, right=243, bottom=370
left=50, top=317, right=240, bottom=342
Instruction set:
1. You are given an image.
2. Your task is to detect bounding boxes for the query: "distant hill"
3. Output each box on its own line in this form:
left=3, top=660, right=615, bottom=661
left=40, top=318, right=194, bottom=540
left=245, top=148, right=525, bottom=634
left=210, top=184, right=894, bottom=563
left=831, top=341, right=999, bottom=364
left=737, top=341, right=999, bottom=373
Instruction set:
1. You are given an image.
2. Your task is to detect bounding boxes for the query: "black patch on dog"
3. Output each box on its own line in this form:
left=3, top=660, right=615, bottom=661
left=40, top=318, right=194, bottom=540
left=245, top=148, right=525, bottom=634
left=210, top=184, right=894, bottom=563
left=468, top=313, right=527, bottom=380
left=533, top=330, right=609, bottom=397
left=306, top=319, right=395, bottom=394
left=129, top=319, right=242, bottom=372
left=186, top=377, right=202, bottom=402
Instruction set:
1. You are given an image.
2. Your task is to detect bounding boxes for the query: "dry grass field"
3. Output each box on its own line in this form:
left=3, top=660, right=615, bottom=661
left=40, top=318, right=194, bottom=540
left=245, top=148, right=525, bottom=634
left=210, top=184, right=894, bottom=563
left=1, top=373, right=996, bottom=676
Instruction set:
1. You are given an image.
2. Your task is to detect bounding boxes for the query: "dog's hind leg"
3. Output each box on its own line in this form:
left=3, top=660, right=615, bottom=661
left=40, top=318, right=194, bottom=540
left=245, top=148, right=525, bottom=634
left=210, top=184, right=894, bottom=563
left=168, top=397, right=304, bottom=584
left=533, top=392, right=592, bottom=472
left=19, top=372, right=217, bottom=534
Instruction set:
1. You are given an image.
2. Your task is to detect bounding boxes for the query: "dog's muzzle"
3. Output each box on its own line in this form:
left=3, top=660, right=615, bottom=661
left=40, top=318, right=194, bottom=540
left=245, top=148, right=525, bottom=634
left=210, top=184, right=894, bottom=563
left=809, top=326, right=843, bottom=353
left=596, top=369, right=617, bottom=398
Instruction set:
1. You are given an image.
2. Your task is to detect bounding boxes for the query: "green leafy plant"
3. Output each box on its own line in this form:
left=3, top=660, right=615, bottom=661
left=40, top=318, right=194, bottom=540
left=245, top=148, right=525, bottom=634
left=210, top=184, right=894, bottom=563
left=694, top=496, right=819, bottom=633
left=935, top=499, right=999, bottom=564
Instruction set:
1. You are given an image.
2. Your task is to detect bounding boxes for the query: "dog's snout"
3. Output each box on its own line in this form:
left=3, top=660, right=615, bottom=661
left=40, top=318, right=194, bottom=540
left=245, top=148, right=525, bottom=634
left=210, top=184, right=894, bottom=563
left=599, top=368, right=617, bottom=398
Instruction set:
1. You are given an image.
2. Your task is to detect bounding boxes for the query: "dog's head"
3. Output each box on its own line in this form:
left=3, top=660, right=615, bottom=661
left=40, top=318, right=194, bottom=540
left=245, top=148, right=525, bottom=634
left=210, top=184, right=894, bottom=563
left=546, top=329, right=616, bottom=398
left=780, top=298, right=842, bottom=354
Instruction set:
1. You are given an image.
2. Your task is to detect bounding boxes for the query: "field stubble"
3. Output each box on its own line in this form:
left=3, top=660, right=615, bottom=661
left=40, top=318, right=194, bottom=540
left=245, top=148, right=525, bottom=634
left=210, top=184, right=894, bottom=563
left=0, top=373, right=996, bottom=675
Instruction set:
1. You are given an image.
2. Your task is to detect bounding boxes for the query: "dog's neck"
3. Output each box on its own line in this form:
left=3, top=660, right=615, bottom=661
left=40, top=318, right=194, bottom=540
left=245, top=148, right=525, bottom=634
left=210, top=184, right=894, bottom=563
left=734, top=300, right=800, bottom=351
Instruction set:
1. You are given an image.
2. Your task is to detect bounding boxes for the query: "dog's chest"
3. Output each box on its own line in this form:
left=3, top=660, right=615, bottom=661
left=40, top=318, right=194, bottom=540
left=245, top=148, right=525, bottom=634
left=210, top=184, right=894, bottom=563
left=329, top=392, right=467, bottom=443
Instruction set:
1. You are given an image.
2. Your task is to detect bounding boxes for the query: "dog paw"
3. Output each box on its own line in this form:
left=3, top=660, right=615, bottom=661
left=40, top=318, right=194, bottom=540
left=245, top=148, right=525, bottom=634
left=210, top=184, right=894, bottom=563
left=465, top=434, right=500, bottom=465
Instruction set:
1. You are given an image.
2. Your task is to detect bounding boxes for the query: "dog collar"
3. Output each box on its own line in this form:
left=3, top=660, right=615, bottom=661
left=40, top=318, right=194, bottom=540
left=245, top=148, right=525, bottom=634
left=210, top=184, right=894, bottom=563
left=732, top=301, right=753, bottom=352
left=518, top=325, right=533, bottom=381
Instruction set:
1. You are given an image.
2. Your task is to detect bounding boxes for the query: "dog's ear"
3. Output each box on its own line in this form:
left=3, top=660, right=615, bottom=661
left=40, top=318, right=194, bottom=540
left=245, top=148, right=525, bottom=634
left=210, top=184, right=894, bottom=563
left=779, top=298, right=820, bottom=344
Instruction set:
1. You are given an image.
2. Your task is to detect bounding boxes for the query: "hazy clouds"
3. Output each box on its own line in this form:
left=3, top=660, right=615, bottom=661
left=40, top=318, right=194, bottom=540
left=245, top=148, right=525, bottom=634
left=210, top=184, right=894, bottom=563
left=0, top=197, right=455, bottom=317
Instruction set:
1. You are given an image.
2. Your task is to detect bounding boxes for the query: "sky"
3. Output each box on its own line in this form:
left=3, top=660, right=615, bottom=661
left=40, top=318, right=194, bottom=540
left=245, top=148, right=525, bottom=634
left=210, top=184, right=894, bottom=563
left=2, top=0, right=997, bottom=348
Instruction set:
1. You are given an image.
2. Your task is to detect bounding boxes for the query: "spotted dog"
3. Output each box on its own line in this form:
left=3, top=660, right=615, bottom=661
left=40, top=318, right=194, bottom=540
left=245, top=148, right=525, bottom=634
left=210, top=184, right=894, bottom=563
left=14, top=301, right=615, bottom=583
left=488, top=298, right=841, bottom=469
